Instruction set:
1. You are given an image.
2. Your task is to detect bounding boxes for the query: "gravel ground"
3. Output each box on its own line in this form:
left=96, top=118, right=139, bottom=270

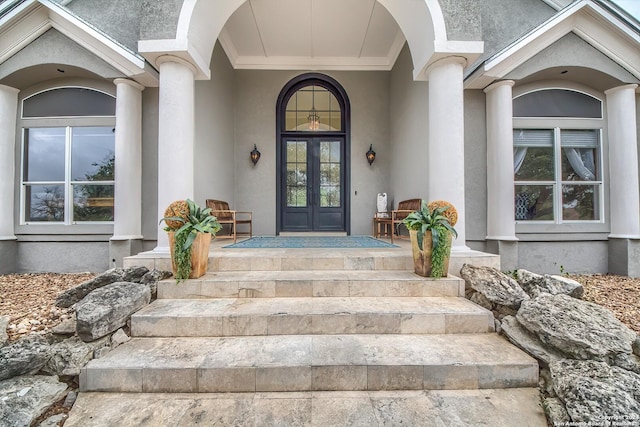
left=0, top=271, right=638, bottom=342
left=0, top=272, right=95, bottom=342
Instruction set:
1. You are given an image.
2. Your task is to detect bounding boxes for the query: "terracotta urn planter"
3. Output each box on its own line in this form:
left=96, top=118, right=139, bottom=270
left=168, top=231, right=212, bottom=279
left=409, top=229, right=452, bottom=278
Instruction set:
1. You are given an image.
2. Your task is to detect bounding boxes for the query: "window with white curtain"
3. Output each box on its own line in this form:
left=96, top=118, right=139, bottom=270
left=20, top=87, right=116, bottom=224
left=513, top=89, right=603, bottom=223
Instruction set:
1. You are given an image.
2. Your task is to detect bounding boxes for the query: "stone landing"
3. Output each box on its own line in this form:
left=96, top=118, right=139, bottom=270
left=72, top=241, right=545, bottom=425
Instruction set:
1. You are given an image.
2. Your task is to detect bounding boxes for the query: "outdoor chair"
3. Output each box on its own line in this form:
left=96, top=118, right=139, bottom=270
left=373, top=198, right=422, bottom=243
left=205, top=199, right=252, bottom=243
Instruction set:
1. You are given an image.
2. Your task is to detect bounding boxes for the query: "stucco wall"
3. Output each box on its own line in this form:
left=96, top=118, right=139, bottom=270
left=0, top=29, right=122, bottom=83
left=517, top=240, right=609, bottom=274
left=232, top=69, right=390, bottom=236
left=389, top=45, right=429, bottom=206
left=194, top=43, right=236, bottom=211
left=65, top=0, right=142, bottom=52
left=506, top=32, right=640, bottom=84
left=473, top=0, right=555, bottom=69
left=139, top=0, right=183, bottom=41
left=464, top=89, right=488, bottom=242
left=17, top=241, right=109, bottom=273
left=438, top=0, right=482, bottom=41
left=141, top=87, right=159, bottom=243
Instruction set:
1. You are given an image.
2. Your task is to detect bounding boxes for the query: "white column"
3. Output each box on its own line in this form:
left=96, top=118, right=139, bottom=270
left=485, top=80, right=517, bottom=240
left=112, top=78, right=144, bottom=240
left=155, top=56, right=196, bottom=250
left=0, top=85, right=19, bottom=240
left=427, top=57, right=468, bottom=250
left=606, top=84, right=640, bottom=238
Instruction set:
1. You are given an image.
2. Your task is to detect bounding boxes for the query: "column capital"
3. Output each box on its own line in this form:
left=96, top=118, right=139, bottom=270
left=425, top=56, right=467, bottom=76
left=484, top=80, right=515, bottom=94
left=113, top=78, right=145, bottom=92
left=156, top=55, right=198, bottom=76
left=0, top=84, right=20, bottom=95
left=604, top=84, right=638, bottom=96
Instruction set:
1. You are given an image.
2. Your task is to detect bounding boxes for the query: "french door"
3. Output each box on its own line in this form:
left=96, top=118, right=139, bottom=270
left=280, top=137, right=345, bottom=232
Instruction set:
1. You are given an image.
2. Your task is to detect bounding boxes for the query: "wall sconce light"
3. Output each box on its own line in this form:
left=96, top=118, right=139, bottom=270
left=250, top=144, right=261, bottom=165
left=366, top=144, right=376, bottom=166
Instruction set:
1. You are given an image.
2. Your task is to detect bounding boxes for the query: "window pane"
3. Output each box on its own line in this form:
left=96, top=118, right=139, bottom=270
left=23, top=88, right=116, bottom=117
left=24, top=128, right=66, bottom=181
left=562, top=185, right=599, bottom=221
left=73, top=185, right=114, bottom=221
left=562, top=147, right=597, bottom=181
left=71, top=127, right=115, bottom=181
left=514, top=147, right=554, bottom=181
left=514, top=89, right=602, bottom=118
left=561, top=130, right=599, bottom=181
left=515, top=185, right=554, bottom=221
left=25, top=184, right=65, bottom=222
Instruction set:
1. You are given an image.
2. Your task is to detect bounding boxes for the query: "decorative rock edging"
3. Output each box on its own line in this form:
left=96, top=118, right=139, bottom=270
left=461, top=264, right=640, bottom=425
left=0, top=266, right=171, bottom=426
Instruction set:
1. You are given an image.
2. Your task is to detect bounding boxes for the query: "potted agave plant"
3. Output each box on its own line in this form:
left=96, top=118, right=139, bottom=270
left=161, top=199, right=222, bottom=282
left=403, top=200, right=458, bottom=278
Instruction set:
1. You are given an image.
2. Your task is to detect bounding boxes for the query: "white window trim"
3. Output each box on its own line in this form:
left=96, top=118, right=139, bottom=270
left=513, top=82, right=610, bottom=235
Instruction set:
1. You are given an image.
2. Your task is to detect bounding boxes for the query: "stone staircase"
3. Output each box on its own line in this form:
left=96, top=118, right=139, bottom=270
left=70, top=247, right=546, bottom=425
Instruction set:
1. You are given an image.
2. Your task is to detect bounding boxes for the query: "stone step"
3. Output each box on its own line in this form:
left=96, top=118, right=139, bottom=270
left=80, top=334, right=538, bottom=393
left=158, top=270, right=465, bottom=299
left=64, top=389, right=548, bottom=426
left=131, top=297, right=494, bottom=337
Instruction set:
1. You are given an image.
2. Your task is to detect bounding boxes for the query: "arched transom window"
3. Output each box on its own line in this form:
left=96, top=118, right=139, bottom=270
left=285, top=85, right=342, bottom=132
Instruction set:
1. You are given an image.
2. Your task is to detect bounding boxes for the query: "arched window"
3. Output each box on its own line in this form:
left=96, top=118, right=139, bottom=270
left=284, top=85, right=342, bottom=132
left=513, top=88, right=603, bottom=223
left=21, top=87, right=116, bottom=224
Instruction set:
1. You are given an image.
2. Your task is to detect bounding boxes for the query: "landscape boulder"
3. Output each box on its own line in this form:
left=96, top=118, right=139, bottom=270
left=516, top=269, right=584, bottom=299
left=0, top=335, right=51, bottom=381
left=517, top=293, right=636, bottom=362
left=42, top=337, right=95, bottom=377
left=139, top=269, right=172, bottom=299
left=500, top=315, right=564, bottom=366
left=460, top=264, right=529, bottom=318
left=55, top=266, right=149, bottom=308
left=0, top=315, right=9, bottom=346
left=550, top=359, right=640, bottom=422
left=76, top=282, right=150, bottom=342
left=0, top=375, right=68, bottom=427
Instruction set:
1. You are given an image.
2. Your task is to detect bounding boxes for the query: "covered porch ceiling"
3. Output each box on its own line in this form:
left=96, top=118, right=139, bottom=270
left=217, top=0, right=406, bottom=71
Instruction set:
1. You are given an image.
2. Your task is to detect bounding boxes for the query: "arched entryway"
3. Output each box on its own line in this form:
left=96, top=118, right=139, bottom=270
left=276, top=73, right=350, bottom=234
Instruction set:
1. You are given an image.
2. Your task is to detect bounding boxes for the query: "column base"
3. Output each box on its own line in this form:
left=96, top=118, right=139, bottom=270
left=0, top=239, right=17, bottom=274
left=109, top=238, right=143, bottom=268
left=608, top=238, right=640, bottom=278
left=486, top=239, right=519, bottom=273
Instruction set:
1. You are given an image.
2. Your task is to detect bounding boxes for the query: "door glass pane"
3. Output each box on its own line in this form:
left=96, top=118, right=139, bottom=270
left=73, top=184, right=114, bottom=221
left=286, top=141, right=307, bottom=207
left=320, top=140, right=341, bottom=207
left=23, top=88, right=116, bottom=118
left=562, top=184, right=599, bottom=221
left=25, top=184, right=65, bottom=222
left=24, top=128, right=66, bottom=181
left=71, top=127, right=115, bottom=181
left=515, top=184, right=554, bottom=221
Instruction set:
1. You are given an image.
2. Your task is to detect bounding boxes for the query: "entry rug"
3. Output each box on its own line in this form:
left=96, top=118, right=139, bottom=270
left=224, top=236, right=398, bottom=249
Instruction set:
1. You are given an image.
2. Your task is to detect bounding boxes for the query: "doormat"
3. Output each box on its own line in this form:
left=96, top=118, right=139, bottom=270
left=224, top=236, right=398, bottom=249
